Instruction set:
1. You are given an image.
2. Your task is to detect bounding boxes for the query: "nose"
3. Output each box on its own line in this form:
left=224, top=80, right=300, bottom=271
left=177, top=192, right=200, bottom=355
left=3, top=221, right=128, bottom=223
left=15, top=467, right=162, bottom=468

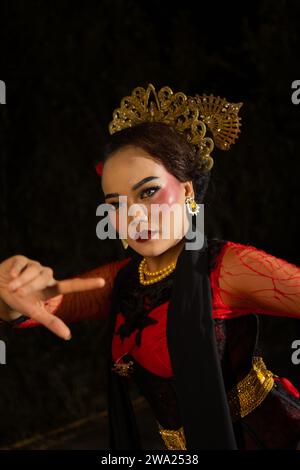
left=128, top=203, right=148, bottom=231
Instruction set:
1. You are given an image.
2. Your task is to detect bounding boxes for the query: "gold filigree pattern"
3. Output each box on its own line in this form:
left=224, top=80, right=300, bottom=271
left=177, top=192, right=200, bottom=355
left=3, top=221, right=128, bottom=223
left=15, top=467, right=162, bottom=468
left=227, top=356, right=274, bottom=422
left=195, top=94, right=243, bottom=151
left=157, top=422, right=187, bottom=450
left=109, top=84, right=243, bottom=172
left=111, top=359, right=134, bottom=377
left=157, top=356, right=274, bottom=450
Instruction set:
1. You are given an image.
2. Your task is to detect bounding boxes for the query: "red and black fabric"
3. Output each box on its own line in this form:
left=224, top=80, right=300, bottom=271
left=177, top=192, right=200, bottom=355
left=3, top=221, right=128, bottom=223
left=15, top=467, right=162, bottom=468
left=106, top=227, right=237, bottom=450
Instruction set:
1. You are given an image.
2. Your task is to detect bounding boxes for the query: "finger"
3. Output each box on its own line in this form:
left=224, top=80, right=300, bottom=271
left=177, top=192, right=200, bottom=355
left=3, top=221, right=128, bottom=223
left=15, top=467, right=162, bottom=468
left=8, top=263, right=42, bottom=291
left=55, top=277, right=106, bottom=295
left=10, top=256, right=30, bottom=278
left=15, top=268, right=54, bottom=296
left=27, top=301, right=71, bottom=340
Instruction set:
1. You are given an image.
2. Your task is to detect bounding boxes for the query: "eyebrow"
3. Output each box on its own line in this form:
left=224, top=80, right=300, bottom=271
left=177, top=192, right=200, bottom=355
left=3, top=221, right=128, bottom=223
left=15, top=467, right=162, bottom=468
left=104, top=176, right=159, bottom=199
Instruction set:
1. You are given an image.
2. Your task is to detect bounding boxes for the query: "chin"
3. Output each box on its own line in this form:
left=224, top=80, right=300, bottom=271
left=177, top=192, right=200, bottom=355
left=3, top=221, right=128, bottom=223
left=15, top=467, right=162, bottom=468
left=129, top=239, right=177, bottom=258
left=130, top=239, right=180, bottom=258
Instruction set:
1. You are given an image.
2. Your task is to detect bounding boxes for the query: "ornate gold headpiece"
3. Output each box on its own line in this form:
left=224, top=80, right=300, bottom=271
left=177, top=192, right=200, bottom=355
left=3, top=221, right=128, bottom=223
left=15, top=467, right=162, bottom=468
left=108, top=84, right=242, bottom=172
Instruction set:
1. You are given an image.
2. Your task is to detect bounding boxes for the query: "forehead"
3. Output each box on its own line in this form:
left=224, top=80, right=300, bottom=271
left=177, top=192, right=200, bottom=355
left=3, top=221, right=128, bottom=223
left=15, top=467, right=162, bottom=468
left=101, top=146, right=165, bottom=192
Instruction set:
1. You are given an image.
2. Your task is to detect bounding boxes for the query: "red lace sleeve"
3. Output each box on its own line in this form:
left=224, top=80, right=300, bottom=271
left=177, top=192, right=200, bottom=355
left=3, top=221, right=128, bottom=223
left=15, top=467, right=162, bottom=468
left=212, top=241, right=300, bottom=319
left=14, top=257, right=131, bottom=328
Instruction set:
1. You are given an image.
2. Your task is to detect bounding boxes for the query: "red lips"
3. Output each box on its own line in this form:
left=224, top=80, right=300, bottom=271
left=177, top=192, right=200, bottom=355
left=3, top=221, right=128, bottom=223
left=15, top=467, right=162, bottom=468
left=135, top=230, right=157, bottom=242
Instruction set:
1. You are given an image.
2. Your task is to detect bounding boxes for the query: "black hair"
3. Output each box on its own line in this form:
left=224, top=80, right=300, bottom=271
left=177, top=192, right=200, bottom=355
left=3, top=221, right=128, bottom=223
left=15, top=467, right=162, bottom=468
left=102, top=121, right=210, bottom=203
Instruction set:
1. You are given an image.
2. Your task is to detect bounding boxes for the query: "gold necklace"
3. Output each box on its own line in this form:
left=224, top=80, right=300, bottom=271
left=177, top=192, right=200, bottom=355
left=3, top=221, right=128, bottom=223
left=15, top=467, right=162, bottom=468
left=138, top=258, right=177, bottom=285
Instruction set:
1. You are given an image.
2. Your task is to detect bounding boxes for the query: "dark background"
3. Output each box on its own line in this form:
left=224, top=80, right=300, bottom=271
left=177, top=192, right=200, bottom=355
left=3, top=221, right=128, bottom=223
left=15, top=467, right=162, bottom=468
left=0, top=0, right=299, bottom=449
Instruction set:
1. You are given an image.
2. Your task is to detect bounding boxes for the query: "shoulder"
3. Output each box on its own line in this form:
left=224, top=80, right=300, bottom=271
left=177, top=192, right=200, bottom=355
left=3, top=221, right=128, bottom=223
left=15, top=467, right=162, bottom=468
left=216, top=240, right=276, bottom=274
left=210, top=238, right=293, bottom=293
left=207, top=238, right=268, bottom=281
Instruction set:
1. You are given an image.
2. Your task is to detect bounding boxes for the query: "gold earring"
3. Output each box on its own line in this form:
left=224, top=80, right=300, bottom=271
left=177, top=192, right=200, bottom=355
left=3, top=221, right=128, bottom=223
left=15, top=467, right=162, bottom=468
left=185, top=196, right=200, bottom=215
left=121, top=238, right=129, bottom=250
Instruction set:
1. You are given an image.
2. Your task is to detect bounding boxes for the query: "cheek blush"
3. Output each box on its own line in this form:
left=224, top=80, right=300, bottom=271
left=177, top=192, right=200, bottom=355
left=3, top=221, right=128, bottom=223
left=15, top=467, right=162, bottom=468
left=148, top=173, right=183, bottom=239
left=153, top=173, right=182, bottom=206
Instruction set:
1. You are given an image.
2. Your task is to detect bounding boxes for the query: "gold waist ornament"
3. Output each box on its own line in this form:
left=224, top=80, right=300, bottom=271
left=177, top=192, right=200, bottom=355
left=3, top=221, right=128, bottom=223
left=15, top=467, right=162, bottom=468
left=157, top=356, right=274, bottom=450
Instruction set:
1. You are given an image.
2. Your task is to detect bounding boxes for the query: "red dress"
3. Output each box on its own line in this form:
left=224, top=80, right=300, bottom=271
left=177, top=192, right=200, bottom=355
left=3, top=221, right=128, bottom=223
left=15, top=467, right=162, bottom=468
left=112, top=239, right=300, bottom=378
left=15, top=239, right=300, bottom=448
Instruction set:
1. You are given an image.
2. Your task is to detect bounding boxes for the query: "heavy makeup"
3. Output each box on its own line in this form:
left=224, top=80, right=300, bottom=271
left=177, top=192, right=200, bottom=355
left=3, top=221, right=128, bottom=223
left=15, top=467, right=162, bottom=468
left=101, top=145, right=194, bottom=272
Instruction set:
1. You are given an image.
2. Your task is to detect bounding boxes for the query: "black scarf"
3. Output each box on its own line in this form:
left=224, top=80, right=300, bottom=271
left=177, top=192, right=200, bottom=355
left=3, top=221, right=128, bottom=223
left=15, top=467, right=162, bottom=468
left=105, top=226, right=237, bottom=450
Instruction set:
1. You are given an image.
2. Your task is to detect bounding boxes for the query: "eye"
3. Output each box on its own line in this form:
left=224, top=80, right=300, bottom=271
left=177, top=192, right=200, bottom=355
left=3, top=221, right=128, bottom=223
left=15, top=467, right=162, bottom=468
left=107, top=201, right=124, bottom=211
left=140, top=186, right=160, bottom=199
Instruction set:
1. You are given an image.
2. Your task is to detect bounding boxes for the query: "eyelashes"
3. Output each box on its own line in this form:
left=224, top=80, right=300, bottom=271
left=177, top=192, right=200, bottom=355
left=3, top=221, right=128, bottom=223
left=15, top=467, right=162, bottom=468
left=108, top=185, right=161, bottom=210
left=109, top=202, right=123, bottom=210
left=140, top=185, right=161, bottom=199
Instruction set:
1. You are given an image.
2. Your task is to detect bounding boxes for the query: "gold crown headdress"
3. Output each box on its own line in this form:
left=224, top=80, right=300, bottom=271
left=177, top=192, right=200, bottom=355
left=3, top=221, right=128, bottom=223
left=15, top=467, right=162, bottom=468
left=107, top=83, right=243, bottom=172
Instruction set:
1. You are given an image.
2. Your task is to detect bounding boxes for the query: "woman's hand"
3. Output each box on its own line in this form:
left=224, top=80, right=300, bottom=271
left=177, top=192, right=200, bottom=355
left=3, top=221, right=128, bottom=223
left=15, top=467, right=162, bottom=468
left=0, top=255, right=106, bottom=340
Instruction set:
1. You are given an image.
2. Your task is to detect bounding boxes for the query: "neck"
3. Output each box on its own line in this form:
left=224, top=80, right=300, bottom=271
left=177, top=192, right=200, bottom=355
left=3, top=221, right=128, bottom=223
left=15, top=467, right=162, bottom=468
left=145, top=238, right=185, bottom=273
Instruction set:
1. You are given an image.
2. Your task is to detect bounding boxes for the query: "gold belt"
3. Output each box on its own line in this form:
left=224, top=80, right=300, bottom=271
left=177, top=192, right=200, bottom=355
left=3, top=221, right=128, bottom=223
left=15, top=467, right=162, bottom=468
left=157, top=356, right=274, bottom=450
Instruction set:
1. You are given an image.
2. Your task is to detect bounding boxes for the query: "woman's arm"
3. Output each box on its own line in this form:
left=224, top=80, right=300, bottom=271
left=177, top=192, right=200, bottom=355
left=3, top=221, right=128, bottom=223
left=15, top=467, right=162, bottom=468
left=0, top=254, right=131, bottom=338
left=13, top=258, right=131, bottom=328
left=217, top=241, right=300, bottom=318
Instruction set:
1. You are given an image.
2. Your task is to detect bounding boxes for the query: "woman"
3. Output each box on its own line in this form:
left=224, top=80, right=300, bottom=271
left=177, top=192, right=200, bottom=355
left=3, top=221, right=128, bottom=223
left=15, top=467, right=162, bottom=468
left=0, top=84, right=300, bottom=450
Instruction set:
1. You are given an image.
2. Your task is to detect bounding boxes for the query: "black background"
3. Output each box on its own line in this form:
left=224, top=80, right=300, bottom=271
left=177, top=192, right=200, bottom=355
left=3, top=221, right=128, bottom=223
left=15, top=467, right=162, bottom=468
left=0, top=0, right=299, bottom=448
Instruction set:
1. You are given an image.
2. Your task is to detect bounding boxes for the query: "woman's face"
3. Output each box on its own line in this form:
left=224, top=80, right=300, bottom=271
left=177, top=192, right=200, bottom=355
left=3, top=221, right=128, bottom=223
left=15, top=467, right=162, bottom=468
left=101, top=145, right=194, bottom=257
